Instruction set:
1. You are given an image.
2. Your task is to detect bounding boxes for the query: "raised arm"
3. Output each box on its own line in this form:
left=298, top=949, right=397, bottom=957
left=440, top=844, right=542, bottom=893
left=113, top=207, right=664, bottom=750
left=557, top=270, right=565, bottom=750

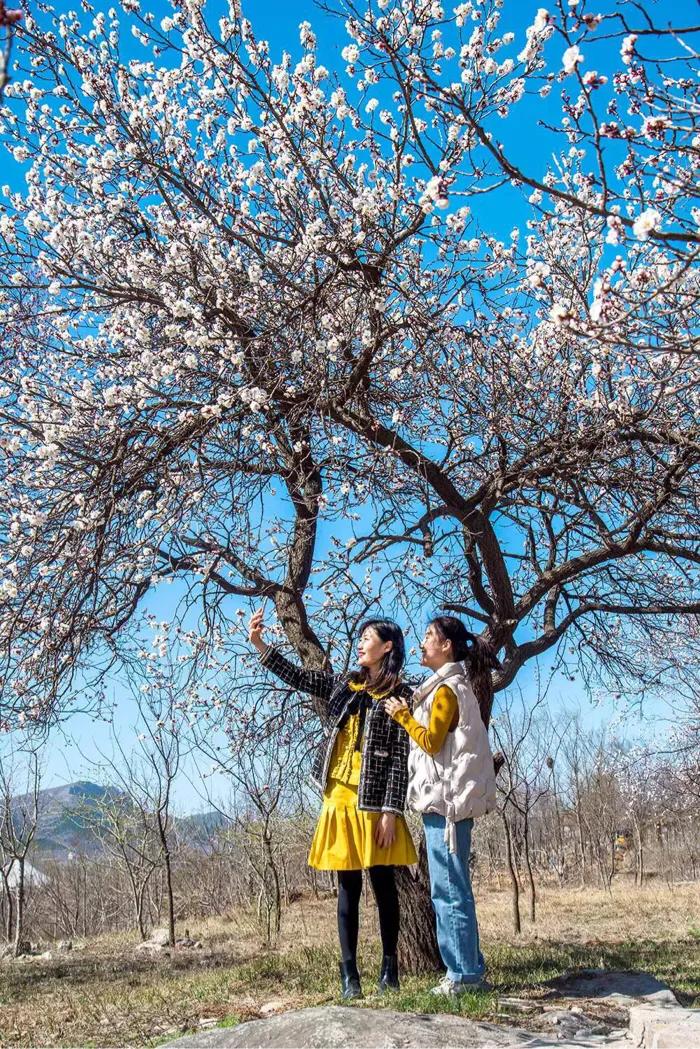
left=248, top=610, right=337, bottom=701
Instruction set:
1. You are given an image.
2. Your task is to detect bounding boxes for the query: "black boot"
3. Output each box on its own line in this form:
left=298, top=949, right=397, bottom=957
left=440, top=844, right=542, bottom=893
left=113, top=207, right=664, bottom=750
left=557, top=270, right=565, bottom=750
left=378, top=953, right=400, bottom=992
left=339, top=959, right=362, bottom=1000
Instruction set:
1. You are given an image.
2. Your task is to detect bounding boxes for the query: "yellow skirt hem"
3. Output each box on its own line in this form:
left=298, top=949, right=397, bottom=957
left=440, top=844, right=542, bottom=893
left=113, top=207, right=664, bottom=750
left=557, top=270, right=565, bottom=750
left=307, top=778, right=418, bottom=872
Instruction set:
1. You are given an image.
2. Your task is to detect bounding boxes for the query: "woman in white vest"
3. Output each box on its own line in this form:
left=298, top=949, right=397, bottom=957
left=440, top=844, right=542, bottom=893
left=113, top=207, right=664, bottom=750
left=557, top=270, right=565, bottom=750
left=384, top=615, right=498, bottom=996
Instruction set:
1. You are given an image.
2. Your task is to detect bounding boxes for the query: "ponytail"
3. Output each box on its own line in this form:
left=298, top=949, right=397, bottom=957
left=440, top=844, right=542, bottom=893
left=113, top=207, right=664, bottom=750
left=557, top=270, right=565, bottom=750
left=428, top=615, right=500, bottom=726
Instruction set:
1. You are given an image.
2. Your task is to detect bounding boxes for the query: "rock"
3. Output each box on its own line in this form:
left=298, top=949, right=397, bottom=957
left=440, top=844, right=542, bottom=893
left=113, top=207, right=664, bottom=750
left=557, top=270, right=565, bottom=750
left=497, top=998, right=541, bottom=1015
left=258, top=1000, right=288, bottom=1017
left=163, top=1005, right=626, bottom=1048
left=542, top=1009, right=611, bottom=1040
left=135, top=940, right=170, bottom=954
left=628, top=1003, right=700, bottom=1049
left=544, top=969, right=678, bottom=1008
left=149, top=928, right=172, bottom=947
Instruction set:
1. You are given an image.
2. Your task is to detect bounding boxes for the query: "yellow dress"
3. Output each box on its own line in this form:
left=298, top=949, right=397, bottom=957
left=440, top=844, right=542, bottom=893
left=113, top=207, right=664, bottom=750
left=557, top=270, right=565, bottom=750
left=308, top=684, right=418, bottom=871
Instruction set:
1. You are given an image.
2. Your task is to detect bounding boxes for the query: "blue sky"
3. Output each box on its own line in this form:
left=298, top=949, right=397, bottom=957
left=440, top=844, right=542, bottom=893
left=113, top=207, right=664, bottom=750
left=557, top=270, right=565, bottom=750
left=4, top=0, right=690, bottom=809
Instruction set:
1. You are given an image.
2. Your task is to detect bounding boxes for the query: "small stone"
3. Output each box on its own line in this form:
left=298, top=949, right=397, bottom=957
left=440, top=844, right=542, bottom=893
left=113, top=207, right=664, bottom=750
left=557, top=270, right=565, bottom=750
left=135, top=940, right=166, bottom=953
left=497, top=998, right=540, bottom=1015
left=148, top=928, right=171, bottom=947
left=259, top=1000, right=287, bottom=1017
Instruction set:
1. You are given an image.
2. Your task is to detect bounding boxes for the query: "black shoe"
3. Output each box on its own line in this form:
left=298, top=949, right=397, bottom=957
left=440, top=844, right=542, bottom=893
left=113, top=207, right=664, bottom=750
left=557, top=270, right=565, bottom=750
left=378, top=953, right=400, bottom=992
left=339, top=959, right=363, bottom=1000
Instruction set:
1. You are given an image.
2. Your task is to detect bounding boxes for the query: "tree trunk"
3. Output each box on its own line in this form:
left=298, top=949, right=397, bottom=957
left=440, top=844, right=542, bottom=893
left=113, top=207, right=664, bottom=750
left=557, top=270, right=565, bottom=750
left=576, top=804, right=587, bottom=885
left=1, top=868, right=13, bottom=942
left=502, top=812, right=521, bottom=936
left=12, top=859, right=25, bottom=957
left=163, top=848, right=176, bottom=947
left=523, top=812, right=536, bottom=923
left=395, top=840, right=442, bottom=974
left=633, top=818, right=644, bottom=887
left=280, top=853, right=290, bottom=908
left=131, top=878, right=147, bottom=940
left=154, top=811, right=176, bottom=947
left=261, top=830, right=281, bottom=942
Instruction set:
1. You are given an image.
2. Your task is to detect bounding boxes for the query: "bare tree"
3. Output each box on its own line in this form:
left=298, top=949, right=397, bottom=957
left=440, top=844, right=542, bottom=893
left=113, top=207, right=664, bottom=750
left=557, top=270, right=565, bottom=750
left=75, top=787, right=161, bottom=940
left=492, top=688, right=562, bottom=930
left=0, top=742, right=42, bottom=955
left=192, top=694, right=309, bottom=948
left=81, top=681, right=184, bottom=946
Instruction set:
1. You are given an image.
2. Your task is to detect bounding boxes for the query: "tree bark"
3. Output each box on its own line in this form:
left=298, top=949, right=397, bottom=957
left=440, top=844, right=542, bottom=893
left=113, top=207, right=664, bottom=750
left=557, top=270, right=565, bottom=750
left=523, top=810, right=536, bottom=923
left=633, top=817, right=644, bottom=887
left=502, top=812, right=521, bottom=936
left=155, top=814, right=176, bottom=947
left=395, top=839, right=442, bottom=974
left=12, top=859, right=24, bottom=957
left=1, top=867, right=13, bottom=942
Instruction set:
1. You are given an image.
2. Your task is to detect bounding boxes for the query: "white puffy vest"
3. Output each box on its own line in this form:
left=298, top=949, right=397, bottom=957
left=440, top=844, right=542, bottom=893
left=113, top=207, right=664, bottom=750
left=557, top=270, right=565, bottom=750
left=406, top=661, right=497, bottom=852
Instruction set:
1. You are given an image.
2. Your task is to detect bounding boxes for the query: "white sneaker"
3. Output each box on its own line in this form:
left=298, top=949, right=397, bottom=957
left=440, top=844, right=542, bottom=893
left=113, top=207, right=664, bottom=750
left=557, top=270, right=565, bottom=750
left=430, top=974, right=491, bottom=996
left=430, top=975, right=464, bottom=997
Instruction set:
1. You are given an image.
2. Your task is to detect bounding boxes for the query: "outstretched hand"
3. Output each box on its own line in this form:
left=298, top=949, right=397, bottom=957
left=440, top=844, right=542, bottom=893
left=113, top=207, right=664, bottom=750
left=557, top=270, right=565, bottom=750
left=0, top=2, right=23, bottom=26
left=248, top=609, right=267, bottom=653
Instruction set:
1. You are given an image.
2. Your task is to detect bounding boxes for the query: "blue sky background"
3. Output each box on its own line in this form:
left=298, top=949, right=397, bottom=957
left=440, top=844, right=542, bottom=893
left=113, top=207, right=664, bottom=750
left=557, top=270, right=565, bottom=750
left=4, top=0, right=692, bottom=809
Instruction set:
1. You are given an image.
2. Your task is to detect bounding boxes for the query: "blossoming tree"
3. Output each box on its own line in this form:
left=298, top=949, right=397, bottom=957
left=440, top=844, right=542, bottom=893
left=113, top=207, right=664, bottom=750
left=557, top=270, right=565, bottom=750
left=0, top=0, right=698, bottom=965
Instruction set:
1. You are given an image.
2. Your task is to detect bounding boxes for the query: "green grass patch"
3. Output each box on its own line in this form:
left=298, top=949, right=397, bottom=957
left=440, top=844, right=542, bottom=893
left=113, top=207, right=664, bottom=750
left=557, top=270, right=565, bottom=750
left=216, top=1015, right=241, bottom=1029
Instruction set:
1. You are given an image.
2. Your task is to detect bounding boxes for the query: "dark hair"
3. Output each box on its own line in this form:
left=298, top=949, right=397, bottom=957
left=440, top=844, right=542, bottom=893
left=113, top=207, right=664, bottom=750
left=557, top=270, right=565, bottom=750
left=428, top=615, right=500, bottom=679
left=349, top=618, right=406, bottom=695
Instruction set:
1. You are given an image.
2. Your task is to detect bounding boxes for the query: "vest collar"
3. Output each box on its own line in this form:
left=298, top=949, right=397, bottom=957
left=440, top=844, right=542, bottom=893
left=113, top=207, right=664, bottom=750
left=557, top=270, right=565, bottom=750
left=412, top=661, right=467, bottom=707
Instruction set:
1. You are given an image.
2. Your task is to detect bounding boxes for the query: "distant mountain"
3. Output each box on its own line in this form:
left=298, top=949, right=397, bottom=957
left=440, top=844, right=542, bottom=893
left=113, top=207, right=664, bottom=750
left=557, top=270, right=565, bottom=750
left=11, top=781, right=226, bottom=860
left=11, top=780, right=114, bottom=857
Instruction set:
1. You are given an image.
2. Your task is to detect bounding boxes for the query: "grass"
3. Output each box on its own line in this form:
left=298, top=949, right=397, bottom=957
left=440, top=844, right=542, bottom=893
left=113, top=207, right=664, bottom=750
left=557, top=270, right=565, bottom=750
left=0, top=883, right=698, bottom=1046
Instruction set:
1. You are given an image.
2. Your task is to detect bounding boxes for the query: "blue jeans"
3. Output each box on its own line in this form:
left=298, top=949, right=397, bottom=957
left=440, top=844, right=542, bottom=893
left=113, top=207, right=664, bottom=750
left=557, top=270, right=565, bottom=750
left=422, top=813, right=485, bottom=983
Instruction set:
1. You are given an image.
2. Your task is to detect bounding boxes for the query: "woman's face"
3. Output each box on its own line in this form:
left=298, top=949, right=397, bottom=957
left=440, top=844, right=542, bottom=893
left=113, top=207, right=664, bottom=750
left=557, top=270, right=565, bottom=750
left=420, top=624, right=452, bottom=670
left=357, top=626, right=392, bottom=670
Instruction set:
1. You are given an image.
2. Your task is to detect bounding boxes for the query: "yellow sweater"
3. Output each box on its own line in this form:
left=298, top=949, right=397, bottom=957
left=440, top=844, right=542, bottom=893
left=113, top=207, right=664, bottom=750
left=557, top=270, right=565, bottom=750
left=392, top=684, right=458, bottom=755
left=327, top=681, right=391, bottom=786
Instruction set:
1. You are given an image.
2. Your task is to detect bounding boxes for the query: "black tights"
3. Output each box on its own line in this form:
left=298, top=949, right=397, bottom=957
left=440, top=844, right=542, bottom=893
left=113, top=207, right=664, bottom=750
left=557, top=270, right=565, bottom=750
left=337, top=865, right=399, bottom=964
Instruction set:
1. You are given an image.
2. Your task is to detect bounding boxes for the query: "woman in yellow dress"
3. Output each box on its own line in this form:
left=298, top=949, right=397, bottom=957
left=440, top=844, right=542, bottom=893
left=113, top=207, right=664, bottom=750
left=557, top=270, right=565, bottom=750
left=249, top=611, right=417, bottom=999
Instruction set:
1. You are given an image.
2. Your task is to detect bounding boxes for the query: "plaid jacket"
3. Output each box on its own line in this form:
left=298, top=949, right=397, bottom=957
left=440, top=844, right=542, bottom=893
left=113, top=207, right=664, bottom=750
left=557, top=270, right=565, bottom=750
left=260, top=646, right=412, bottom=814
